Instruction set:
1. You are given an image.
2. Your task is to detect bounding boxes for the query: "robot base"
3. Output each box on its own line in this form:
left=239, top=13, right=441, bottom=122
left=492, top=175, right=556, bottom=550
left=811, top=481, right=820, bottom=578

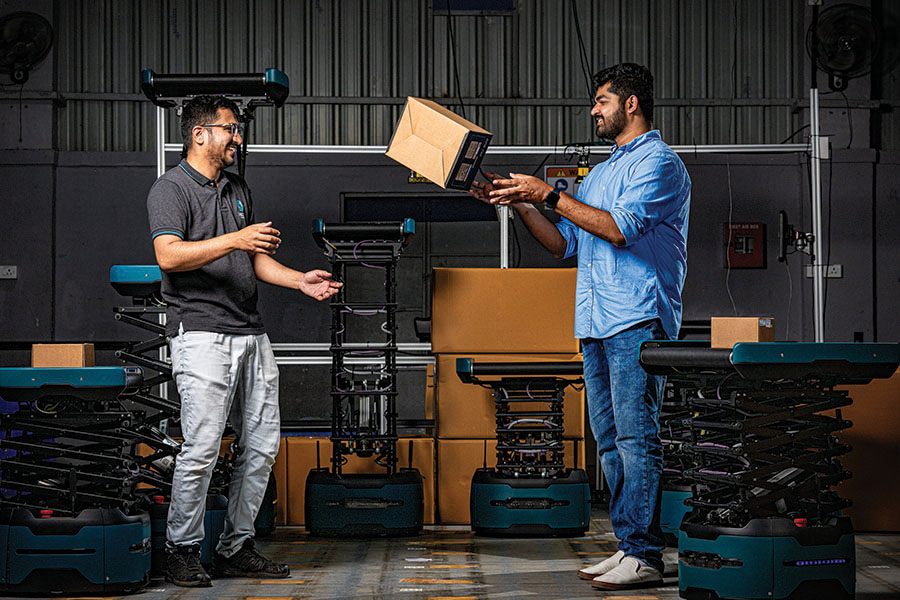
left=0, top=507, right=150, bottom=595
left=661, top=486, right=692, bottom=547
left=470, top=468, right=591, bottom=537
left=679, top=516, right=855, bottom=600
left=305, top=469, right=424, bottom=537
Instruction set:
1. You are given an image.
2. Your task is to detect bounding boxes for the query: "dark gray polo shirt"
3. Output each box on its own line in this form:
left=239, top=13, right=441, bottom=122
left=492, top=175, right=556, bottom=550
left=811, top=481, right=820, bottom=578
left=147, top=159, right=265, bottom=337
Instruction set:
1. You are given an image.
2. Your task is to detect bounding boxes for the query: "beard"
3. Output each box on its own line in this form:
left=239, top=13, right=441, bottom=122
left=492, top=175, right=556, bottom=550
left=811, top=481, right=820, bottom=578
left=595, top=104, right=627, bottom=140
left=210, top=143, right=238, bottom=168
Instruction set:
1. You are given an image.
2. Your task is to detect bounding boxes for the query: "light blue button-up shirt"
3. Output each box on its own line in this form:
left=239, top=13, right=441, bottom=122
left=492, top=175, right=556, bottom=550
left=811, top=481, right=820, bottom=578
left=556, top=130, right=691, bottom=340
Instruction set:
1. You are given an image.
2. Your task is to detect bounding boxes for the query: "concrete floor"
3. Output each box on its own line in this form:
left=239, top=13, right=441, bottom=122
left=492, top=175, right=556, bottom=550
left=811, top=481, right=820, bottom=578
left=47, top=509, right=900, bottom=600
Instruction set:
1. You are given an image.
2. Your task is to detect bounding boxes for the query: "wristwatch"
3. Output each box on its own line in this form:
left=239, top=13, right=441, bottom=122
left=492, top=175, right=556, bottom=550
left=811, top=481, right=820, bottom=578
left=544, top=189, right=561, bottom=210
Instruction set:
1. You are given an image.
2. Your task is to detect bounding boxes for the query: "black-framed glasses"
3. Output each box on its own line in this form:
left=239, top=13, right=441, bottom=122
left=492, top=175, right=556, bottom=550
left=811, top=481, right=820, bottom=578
left=199, top=123, right=244, bottom=136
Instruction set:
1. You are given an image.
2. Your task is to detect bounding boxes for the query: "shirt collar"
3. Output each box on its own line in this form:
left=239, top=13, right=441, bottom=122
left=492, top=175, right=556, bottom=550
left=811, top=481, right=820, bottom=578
left=610, top=129, right=661, bottom=157
left=178, top=159, right=217, bottom=187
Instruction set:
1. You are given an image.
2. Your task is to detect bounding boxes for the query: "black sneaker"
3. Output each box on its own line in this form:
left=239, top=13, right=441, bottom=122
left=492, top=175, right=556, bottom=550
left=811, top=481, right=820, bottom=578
left=212, top=539, right=290, bottom=579
left=165, top=544, right=212, bottom=587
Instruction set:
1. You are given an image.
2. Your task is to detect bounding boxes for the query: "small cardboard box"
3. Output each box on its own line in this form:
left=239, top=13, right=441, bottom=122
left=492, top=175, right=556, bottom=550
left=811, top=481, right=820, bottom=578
left=32, top=343, right=95, bottom=367
left=435, top=353, right=585, bottom=439
left=710, top=317, right=775, bottom=348
left=432, top=268, right=580, bottom=354
left=385, top=97, right=491, bottom=190
left=285, top=436, right=435, bottom=525
left=436, top=438, right=586, bottom=524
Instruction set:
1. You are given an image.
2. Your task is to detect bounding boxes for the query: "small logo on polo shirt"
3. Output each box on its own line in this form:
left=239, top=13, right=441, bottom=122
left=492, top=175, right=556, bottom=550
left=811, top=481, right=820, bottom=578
left=236, top=198, right=245, bottom=220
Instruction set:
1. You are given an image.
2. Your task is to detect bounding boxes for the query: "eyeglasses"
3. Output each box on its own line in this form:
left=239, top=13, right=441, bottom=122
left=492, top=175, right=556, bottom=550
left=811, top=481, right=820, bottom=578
left=199, top=123, right=244, bottom=136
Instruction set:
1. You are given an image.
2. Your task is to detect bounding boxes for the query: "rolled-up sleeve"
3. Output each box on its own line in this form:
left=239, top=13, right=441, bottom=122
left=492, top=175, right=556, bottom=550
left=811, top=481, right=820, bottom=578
left=555, top=216, right=579, bottom=259
left=608, top=153, right=686, bottom=246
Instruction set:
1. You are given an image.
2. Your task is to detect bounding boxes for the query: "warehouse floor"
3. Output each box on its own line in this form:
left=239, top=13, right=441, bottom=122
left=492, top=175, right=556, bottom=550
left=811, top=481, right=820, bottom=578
left=127, top=509, right=899, bottom=599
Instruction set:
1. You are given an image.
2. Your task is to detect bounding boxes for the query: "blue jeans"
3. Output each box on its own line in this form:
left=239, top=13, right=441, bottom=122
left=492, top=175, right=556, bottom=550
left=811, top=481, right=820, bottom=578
left=583, top=319, right=667, bottom=573
left=167, top=326, right=281, bottom=557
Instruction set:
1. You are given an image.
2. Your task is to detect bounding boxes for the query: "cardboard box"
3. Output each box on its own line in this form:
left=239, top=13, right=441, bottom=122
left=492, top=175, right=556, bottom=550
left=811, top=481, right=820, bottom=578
left=710, top=317, right=774, bottom=348
left=32, top=343, right=95, bottom=367
left=385, top=97, right=491, bottom=190
left=436, top=353, right=584, bottom=439
left=285, top=436, right=435, bottom=526
left=436, top=438, right=587, bottom=524
left=838, top=367, right=900, bottom=532
left=432, top=268, right=580, bottom=354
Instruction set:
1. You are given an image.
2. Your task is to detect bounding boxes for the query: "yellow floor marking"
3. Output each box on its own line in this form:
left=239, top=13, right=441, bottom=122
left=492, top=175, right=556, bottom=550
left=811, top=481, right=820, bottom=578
left=431, top=551, right=474, bottom=556
left=857, top=541, right=883, bottom=544
left=401, top=577, right=475, bottom=584
left=428, top=564, right=469, bottom=568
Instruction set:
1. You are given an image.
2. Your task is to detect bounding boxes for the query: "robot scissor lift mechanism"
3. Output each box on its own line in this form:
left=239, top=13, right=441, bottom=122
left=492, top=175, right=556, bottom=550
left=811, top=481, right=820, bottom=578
left=639, top=340, right=900, bottom=600
left=456, top=359, right=591, bottom=537
left=304, top=219, right=424, bottom=537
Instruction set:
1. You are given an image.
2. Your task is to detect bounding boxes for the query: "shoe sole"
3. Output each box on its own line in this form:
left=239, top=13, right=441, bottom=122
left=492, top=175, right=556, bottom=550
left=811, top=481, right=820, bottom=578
left=590, top=578, right=663, bottom=591
left=577, top=570, right=602, bottom=580
left=164, top=574, right=212, bottom=588
left=212, top=567, right=291, bottom=579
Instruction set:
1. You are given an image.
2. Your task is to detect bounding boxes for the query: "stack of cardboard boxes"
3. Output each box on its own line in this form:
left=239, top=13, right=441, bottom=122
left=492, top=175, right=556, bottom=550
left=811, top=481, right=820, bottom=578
left=431, top=268, right=586, bottom=524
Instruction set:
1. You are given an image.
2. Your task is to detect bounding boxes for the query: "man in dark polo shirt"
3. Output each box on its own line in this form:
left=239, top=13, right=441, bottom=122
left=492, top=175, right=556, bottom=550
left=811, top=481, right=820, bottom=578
left=147, top=95, right=341, bottom=588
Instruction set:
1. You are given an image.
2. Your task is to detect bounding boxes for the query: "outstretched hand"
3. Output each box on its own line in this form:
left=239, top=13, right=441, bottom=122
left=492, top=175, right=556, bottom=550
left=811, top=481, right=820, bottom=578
left=486, top=173, right=554, bottom=205
left=299, top=269, right=342, bottom=301
left=468, top=171, right=504, bottom=204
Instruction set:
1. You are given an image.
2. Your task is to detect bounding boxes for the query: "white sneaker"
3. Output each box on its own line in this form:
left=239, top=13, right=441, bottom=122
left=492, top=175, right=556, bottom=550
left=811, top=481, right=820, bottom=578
left=590, top=556, right=663, bottom=590
left=576, top=549, right=625, bottom=580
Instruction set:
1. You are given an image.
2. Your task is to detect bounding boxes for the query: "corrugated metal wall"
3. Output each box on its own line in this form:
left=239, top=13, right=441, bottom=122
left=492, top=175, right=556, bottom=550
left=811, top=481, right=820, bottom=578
left=56, top=0, right=810, bottom=151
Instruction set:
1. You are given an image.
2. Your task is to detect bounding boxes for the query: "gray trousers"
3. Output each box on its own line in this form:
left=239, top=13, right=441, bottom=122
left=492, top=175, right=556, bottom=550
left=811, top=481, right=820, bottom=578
left=167, top=327, right=281, bottom=557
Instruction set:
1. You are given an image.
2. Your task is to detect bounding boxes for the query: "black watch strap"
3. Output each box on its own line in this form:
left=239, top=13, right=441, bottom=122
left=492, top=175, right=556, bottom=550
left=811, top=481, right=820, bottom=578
left=544, top=190, right=560, bottom=210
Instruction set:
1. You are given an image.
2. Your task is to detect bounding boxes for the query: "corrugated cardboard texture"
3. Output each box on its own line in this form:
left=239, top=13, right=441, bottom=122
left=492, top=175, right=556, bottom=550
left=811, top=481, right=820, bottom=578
left=435, top=353, right=584, bottom=439
left=838, top=367, right=900, bottom=532
left=436, top=438, right=586, bottom=524
left=432, top=268, right=580, bottom=353
left=710, top=317, right=775, bottom=348
left=385, top=97, right=490, bottom=189
left=285, top=436, right=435, bottom=525
left=32, top=343, right=95, bottom=367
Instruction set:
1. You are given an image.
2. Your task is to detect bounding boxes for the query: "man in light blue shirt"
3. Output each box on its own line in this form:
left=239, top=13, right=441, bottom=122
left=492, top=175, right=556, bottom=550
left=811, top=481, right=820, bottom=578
left=471, top=63, right=690, bottom=591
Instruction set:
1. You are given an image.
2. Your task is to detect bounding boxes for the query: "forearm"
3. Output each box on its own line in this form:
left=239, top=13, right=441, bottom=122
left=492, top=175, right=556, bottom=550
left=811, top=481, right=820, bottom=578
left=513, top=204, right=568, bottom=258
left=156, top=234, right=238, bottom=272
left=253, top=254, right=303, bottom=289
left=554, top=194, right=625, bottom=247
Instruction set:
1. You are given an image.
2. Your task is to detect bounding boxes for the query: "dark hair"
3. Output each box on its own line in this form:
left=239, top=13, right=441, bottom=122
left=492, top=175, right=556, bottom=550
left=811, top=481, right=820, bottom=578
left=592, top=63, right=654, bottom=123
left=180, top=95, right=241, bottom=155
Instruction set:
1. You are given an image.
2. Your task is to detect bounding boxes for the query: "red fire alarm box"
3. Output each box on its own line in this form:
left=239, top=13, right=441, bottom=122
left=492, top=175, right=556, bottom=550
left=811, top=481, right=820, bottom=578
left=724, top=222, right=766, bottom=268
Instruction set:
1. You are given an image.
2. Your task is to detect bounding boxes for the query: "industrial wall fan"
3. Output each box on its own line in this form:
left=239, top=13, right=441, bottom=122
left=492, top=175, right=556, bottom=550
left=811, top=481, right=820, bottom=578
left=807, top=3, right=881, bottom=91
left=0, top=11, right=53, bottom=85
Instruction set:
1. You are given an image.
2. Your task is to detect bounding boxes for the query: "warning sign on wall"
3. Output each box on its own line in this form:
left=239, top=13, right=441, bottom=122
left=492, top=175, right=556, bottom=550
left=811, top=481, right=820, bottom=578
left=544, top=166, right=580, bottom=197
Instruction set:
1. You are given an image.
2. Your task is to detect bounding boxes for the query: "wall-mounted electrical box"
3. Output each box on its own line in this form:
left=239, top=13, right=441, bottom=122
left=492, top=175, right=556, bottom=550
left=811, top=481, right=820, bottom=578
left=724, top=222, right=766, bottom=268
